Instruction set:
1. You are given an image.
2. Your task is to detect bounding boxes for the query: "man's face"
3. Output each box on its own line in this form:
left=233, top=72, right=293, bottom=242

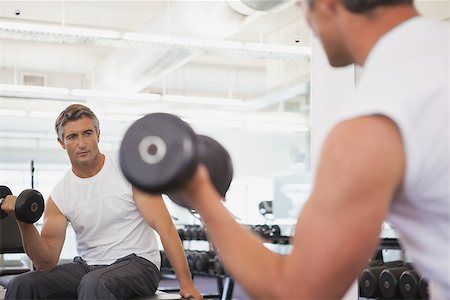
left=305, top=0, right=354, bottom=67
left=58, top=116, right=100, bottom=167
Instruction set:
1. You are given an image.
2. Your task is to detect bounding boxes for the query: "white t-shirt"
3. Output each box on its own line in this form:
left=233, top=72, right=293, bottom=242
left=51, top=155, right=161, bottom=268
left=335, top=17, right=449, bottom=298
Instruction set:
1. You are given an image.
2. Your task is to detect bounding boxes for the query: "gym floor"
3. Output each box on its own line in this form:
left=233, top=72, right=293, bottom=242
left=159, top=274, right=250, bottom=300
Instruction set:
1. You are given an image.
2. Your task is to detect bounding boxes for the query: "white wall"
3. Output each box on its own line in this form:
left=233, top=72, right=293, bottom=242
left=309, top=35, right=357, bottom=300
left=310, top=37, right=355, bottom=176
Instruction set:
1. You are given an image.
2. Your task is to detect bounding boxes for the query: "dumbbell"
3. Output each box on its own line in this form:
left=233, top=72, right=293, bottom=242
left=359, top=260, right=404, bottom=298
left=269, top=225, right=281, bottom=238
left=191, top=225, right=207, bottom=241
left=0, top=185, right=44, bottom=224
left=253, top=224, right=279, bottom=239
left=367, top=259, right=384, bottom=267
left=197, top=227, right=207, bottom=240
left=253, top=225, right=269, bottom=238
left=119, top=113, right=233, bottom=209
left=378, top=264, right=412, bottom=299
left=160, top=250, right=172, bottom=271
left=181, top=225, right=200, bottom=241
left=358, top=259, right=384, bottom=297
left=214, top=255, right=227, bottom=276
left=185, top=251, right=200, bottom=272
left=177, top=228, right=185, bottom=241
left=276, top=236, right=291, bottom=245
left=400, top=269, right=421, bottom=299
left=194, top=251, right=216, bottom=273
left=258, top=200, right=273, bottom=216
left=419, top=276, right=429, bottom=299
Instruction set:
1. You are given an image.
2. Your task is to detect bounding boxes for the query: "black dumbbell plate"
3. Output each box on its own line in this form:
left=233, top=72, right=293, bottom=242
left=15, top=189, right=44, bottom=223
left=120, top=113, right=199, bottom=194
left=166, top=135, right=233, bottom=208
left=197, top=135, right=233, bottom=198
left=0, top=185, right=12, bottom=219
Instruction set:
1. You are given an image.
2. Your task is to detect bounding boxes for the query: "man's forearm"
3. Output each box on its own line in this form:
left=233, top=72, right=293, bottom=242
left=17, top=222, right=58, bottom=271
left=161, top=226, right=194, bottom=286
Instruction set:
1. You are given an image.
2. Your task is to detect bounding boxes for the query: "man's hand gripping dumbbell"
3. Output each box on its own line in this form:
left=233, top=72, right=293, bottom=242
left=0, top=185, right=45, bottom=223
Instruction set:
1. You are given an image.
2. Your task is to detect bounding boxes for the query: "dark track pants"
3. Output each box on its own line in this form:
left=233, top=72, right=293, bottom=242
left=5, top=253, right=160, bottom=299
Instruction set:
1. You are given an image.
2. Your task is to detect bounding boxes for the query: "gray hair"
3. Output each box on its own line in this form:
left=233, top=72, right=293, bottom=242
left=55, top=104, right=100, bottom=141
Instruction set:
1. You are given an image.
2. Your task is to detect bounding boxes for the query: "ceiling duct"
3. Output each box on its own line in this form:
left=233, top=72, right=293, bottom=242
left=90, top=0, right=292, bottom=92
left=228, top=0, right=292, bottom=15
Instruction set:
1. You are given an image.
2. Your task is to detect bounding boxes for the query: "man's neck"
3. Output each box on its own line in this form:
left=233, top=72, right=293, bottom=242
left=72, top=153, right=105, bottom=178
left=345, top=5, right=419, bottom=65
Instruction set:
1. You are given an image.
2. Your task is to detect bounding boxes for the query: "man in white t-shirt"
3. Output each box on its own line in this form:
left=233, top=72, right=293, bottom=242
left=2, top=104, right=202, bottom=299
left=164, top=1, right=449, bottom=299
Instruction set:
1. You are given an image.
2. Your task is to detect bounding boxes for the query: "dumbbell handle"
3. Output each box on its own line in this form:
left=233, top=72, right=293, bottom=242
left=0, top=196, right=13, bottom=220
left=1, top=197, right=40, bottom=214
left=1, top=196, right=15, bottom=214
left=0, top=195, right=38, bottom=212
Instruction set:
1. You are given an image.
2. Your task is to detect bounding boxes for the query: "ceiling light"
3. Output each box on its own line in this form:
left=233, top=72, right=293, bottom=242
left=0, top=109, right=27, bottom=117
left=123, top=32, right=242, bottom=51
left=28, top=111, right=59, bottom=119
left=182, top=117, right=242, bottom=129
left=105, top=114, right=143, bottom=122
left=243, top=83, right=309, bottom=111
left=0, top=131, right=54, bottom=139
left=0, top=84, right=69, bottom=95
left=0, top=21, right=309, bottom=60
left=242, top=122, right=310, bottom=133
left=122, top=32, right=310, bottom=58
left=179, top=111, right=309, bottom=133
left=71, top=89, right=160, bottom=101
left=243, top=43, right=311, bottom=56
left=162, top=95, right=243, bottom=106
left=0, top=21, right=120, bottom=39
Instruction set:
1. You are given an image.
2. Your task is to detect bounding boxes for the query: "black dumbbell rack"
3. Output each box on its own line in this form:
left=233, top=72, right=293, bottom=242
left=378, top=238, right=402, bottom=250
left=164, top=223, right=236, bottom=300
left=160, top=249, right=234, bottom=300
left=166, top=223, right=293, bottom=300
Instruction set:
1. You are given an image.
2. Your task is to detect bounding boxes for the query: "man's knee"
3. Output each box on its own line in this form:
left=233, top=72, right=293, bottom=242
left=5, top=272, right=41, bottom=298
left=78, top=272, right=113, bottom=298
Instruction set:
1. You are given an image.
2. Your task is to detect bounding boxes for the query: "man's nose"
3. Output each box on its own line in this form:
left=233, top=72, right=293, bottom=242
left=78, top=136, right=87, bottom=148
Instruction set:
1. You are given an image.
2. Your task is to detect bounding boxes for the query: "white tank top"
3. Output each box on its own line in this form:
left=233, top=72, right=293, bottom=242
left=335, top=17, right=449, bottom=299
left=51, top=155, right=161, bottom=268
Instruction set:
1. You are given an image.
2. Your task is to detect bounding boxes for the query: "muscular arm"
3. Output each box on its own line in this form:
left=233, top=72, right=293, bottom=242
left=133, top=189, right=202, bottom=300
left=189, top=115, right=405, bottom=299
left=18, top=197, right=68, bottom=272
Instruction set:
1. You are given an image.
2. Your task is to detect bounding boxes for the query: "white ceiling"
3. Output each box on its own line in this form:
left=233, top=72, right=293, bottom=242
left=0, top=1, right=309, bottom=92
left=0, top=1, right=311, bottom=118
left=0, top=0, right=313, bottom=154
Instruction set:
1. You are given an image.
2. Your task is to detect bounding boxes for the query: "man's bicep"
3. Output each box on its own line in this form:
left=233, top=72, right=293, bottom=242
left=311, top=116, right=404, bottom=222
left=41, top=197, right=68, bottom=254
left=313, top=116, right=405, bottom=219
left=280, top=116, right=405, bottom=298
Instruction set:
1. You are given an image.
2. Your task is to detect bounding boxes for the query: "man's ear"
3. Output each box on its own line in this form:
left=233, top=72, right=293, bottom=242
left=58, top=138, right=66, bottom=150
left=97, top=129, right=100, bottom=143
left=320, top=0, right=338, bottom=14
